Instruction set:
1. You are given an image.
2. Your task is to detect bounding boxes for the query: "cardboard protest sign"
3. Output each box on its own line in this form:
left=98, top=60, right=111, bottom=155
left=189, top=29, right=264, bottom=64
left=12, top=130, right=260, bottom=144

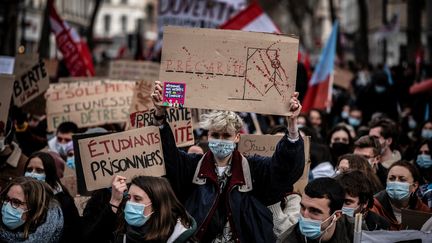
left=108, top=60, right=160, bottom=81
left=334, top=67, right=353, bottom=90
left=45, top=80, right=135, bottom=131
left=160, top=26, right=299, bottom=115
left=13, top=54, right=49, bottom=107
left=238, top=134, right=283, bottom=157
left=130, top=108, right=194, bottom=147
left=238, top=134, right=311, bottom=194
left=0, top=74, right=15, bottom=133
left=0, top=56, right=15, bottom=74
left=129, top=80, right=154, bottom=113
left=74, top=126, right=165, bottom=192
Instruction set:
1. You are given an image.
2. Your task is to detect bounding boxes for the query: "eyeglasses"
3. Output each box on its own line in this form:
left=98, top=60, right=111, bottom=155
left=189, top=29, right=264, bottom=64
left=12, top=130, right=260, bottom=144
left=2, top=196, right=27, bottom=209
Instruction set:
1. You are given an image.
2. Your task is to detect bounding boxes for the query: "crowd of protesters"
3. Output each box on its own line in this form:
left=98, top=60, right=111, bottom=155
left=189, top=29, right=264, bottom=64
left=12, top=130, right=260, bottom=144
left=0, top=61, right=431, bottom=243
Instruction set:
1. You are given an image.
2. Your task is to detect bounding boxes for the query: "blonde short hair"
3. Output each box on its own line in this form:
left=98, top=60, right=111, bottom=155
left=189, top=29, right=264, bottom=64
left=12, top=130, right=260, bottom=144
left=199, top=111, right=243, bottom=134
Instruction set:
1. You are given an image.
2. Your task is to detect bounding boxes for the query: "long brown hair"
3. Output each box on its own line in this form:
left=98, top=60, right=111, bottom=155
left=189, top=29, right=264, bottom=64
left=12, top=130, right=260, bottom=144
left=337, top=154, right=383, bottom=193
left=118, top=176, right=191, bottom=241
left=0, top=177, right=54, bottom=239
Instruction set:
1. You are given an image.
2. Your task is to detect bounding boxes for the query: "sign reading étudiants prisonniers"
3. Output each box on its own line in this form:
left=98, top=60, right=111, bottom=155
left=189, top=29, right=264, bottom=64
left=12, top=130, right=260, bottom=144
left=45, top=80, right=135, bottom=131
left=75, top=126, right=165, bottom=191
left=13, top=54, right=49, bottom=107
left=130, top=107, right=194, bottom=147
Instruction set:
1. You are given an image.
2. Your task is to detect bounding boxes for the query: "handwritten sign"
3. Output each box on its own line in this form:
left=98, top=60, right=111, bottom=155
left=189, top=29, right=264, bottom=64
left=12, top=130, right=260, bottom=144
left=129, top=80, right=154, bottom=113
left=13, top=54, right=49, bottom=107
left=163, top=82, right=186, bottom=107
left=238, top=134, right=311, bottom=194
left=45, top=80, right=135, bottom=131
left=74, top=126, right=165, bottom=192
left=238, top=134, right=283, bottom=157
left=108, top=60, right=160, bottom=81
left=159, top=26, right=299, bottom=115
left=0, top=74, right=14, bottom=133
left=130, top=108, right=194, bottom=147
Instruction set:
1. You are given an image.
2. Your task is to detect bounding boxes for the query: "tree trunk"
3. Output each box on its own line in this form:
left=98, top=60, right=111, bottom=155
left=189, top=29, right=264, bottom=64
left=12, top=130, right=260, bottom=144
left=407, top=0, right=423, bottom=63
left=87, top=0, right=103, bottom=52
left=356, top=0, right=369, bottom=65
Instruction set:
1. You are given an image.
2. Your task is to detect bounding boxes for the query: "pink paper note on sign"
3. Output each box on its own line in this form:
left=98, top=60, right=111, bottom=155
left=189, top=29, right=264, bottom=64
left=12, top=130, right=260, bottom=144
left=162, top=82, right=186, bottom=108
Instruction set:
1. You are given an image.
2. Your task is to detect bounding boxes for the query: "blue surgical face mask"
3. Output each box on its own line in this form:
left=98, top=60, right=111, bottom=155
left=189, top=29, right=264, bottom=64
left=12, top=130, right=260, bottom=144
left=2, top=202, right=26, bottom=230
left=348, top=117, right=361, bottom=127
left=421, top=129, right=432, bottom=139
left=341, top=205, right=360, bottom=217
left=124, top=201, right=152, bottom=227
left=24, top=172, right=46, bottom=181
left=298, top=213, right=336, bottom=239
left=386, top=181, right=411, bottom=201
left=416, top=154, right=432, bottom=168
left=208, top=139, right=236, bottom=160
left=66, top=156, right=75, bottom=169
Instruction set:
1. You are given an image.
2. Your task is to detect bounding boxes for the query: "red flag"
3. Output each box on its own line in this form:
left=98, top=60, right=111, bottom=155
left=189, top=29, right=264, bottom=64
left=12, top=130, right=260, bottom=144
left=219, top=2, right=280, bottom=33
left=49, top=0, right=94, bottom=76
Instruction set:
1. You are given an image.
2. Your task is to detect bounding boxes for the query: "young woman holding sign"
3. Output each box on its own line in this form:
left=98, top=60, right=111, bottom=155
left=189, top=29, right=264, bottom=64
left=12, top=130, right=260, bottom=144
left=0, top=177, right=63, bottom=242
left=85, top=175, right=196, bottom=243
left=150, top=80, right=305, bottom=242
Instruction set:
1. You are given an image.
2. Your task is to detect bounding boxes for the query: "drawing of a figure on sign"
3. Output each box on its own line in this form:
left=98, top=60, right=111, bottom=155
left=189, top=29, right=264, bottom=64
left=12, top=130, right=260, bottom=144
left=230, top=47, right=290, bottom=101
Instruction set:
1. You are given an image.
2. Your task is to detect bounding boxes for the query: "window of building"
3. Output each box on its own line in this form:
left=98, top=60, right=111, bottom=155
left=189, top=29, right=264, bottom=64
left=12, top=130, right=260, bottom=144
left=104, top=14, right=111, bottom=34
left=121, top=0, right=128, bottom=4
left=121, top=15, right=127, bottom=33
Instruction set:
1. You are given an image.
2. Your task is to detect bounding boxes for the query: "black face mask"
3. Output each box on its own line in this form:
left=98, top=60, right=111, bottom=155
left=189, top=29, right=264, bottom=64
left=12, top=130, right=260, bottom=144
left=330, top=142, right=351, bottom=161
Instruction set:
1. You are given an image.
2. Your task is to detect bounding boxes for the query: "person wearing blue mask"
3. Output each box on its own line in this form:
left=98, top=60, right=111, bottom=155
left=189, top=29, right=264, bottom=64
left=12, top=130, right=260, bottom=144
left=85, top=175, right=196, bottom=242
left=420, top=121, right=432, bottom=140
left=24, top=152, right=81, bottom=243
left=0, top=177, right=63, bottom=242
left=371, top=160, right=430, bottom=230
left=279, top=177, right=353, bottom=243
left=414, top=139, right=432, bottom=208
left=151, top=80, right=305, bottom=242
left=336, top=170, right=389, bottom=231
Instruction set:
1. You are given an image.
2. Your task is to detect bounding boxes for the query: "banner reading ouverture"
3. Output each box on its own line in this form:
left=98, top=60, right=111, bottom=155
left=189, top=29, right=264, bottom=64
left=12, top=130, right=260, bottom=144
left=74, top=126, right=165, bottom=192
left=159, top=26, right=299, bottom=115
left=45, top=80, right=135, bottom=131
